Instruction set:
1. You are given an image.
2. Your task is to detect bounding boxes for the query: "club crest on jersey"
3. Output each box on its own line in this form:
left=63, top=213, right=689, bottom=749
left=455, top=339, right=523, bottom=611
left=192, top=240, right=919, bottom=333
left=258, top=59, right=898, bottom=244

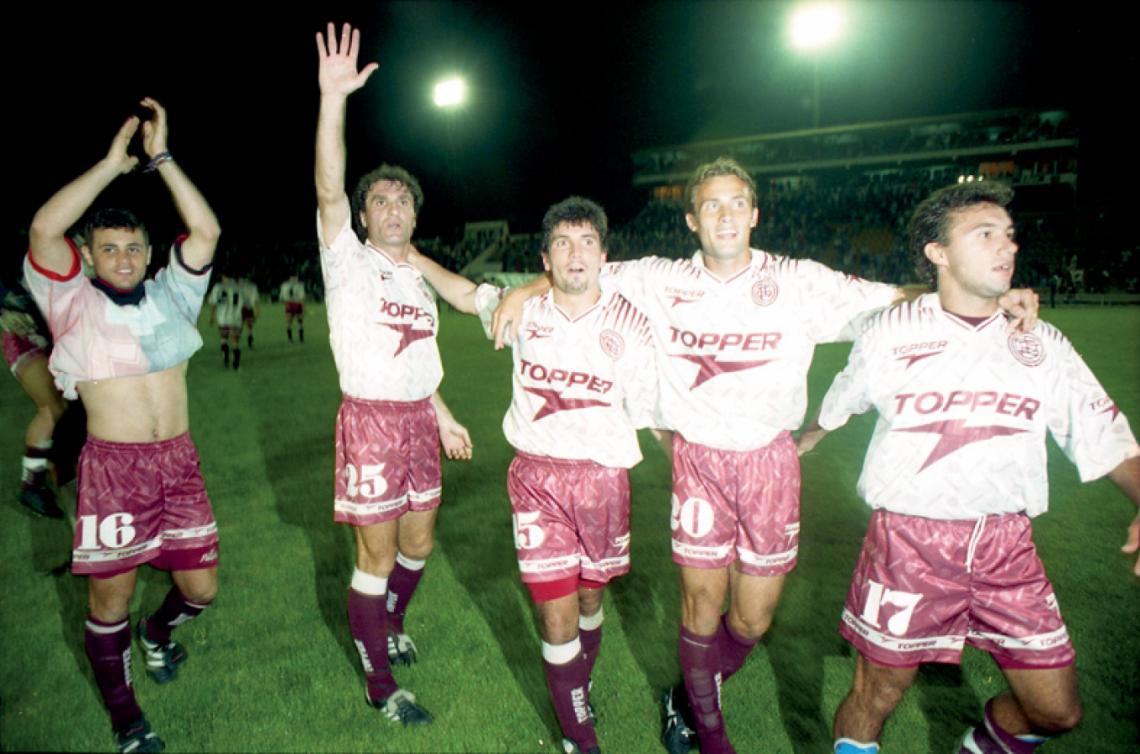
left=524, top=323, right=554, bottom=340
left=599, top=329, right=625, bottom=359
left=1008, top=332, right=1044, bottom=367
left=751, top=276, right=778, bottom=306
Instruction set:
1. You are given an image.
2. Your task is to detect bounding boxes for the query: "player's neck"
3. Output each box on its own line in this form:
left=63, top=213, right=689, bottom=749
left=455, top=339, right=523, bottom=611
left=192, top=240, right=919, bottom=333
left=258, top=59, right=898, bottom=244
left=699, top=248, right=751, bottom=279
left=552, top=287, right=602, bottom=318
left=937, top=287, right=999, bottom=319
left=371, top=240, right=413, bottom=265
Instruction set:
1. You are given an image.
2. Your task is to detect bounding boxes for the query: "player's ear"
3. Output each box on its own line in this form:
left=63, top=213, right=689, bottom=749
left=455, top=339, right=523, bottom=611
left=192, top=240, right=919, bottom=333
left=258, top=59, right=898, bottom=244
left=146, top=245, right=153, bottom=266
left=750, top=206, right=760, bottom=228
left=924, top=241, right=948, bottom=269
left=685, top=213, right=698, bottom=232
left=359, top=209, right=368, bottom=231
left=79, top=243, right=94, bottom=267
left=541, top=252, right=551, bottom=272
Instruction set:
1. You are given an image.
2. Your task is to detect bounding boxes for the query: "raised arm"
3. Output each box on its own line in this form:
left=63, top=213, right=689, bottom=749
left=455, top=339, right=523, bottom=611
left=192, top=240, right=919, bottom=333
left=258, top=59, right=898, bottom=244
left=406, top=247, right=478, bottom=314
left=315, top=22, right=378, bottom=247
left=139, top=98, right=220, bottom=271
left=491, top=273, right=550, bottom=349
left=28, top=116, right=140, bottom=275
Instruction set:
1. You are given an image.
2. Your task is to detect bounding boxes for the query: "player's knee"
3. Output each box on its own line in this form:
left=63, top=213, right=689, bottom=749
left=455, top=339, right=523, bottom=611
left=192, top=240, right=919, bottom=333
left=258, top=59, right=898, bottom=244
left=398, top=536, right=434, bottom=561
left=729, top=609, right=773, bottom=641
left=1025, top=698, right=1082, bottom=734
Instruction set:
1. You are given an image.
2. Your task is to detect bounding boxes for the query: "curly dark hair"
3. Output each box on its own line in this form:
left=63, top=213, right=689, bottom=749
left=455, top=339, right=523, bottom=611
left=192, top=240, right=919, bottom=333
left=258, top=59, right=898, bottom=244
left=684, top=157, right=758, bottom=214
left=351, top=164, right=424, bottom=235
left=908, top=182, right=1014, bottom=287
left=83, top=208, right=148, bottom=246
left=540, top=196, right=608, bottom=252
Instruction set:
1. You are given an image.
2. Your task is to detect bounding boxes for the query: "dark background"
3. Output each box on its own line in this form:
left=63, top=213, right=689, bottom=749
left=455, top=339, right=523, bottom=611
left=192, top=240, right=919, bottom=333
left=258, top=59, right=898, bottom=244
left=9, top=2, right=1132, bottom=255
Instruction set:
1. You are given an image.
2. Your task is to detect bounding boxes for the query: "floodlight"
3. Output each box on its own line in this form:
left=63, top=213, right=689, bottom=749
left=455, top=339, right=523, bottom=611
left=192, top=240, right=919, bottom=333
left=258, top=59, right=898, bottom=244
left=789, top=3, right=845, bottom=52
left=433, top=76, right=467, bottom=108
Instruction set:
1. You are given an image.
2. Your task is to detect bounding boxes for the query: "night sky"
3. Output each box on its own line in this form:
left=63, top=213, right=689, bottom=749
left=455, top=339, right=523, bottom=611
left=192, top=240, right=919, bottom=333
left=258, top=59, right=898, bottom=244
left=10, top=1, right=1131, bottom=254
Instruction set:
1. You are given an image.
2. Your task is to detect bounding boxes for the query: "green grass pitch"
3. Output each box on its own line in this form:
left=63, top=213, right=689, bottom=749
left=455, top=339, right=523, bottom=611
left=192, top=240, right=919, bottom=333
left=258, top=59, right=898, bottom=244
left=1, top=302, right=1137, bottom=753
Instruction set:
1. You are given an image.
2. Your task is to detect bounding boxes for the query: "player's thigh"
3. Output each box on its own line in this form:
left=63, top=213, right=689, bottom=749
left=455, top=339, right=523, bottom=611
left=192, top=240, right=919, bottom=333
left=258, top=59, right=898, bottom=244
left=354, top=520, right=399, bottom=575
left=396, top=507, right=438, bottom=559
left=1002, top=665, right=1082, bottom=731
left=680, top=564, right=730, bottom=634
left=15, top=353, right=65, bottom=415
left=727, top=567, right=785, bottom=640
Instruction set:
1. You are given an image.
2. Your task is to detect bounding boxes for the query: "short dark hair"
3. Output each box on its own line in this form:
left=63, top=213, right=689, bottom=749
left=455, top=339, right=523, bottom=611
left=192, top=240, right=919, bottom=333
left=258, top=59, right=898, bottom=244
left=908, top=182, right=1014, bottom=286
left=83, top=208, right=148, bottom=246
left=684, top=157, right=757, bottom=214
left=541, top=196, right=608, bottom=252
left=351, top=164, right=425, bottom=226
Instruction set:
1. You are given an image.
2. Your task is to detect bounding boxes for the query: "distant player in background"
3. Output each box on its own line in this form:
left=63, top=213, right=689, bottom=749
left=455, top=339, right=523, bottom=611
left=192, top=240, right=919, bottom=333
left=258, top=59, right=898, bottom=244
left=408, top=196, right=659, bottom=754
left=239, top=276, right=259, bottom=349
left=26, top=97, right=221, bottom=754
left=207, top=273, right=244, bottom=369
left=797, top=181, right=1139, bottom=754
left=2, top=278, right=68, bottom=518
left=315, top=21, right=473, bottom=726
left=280, top=273, right=306, bottom=343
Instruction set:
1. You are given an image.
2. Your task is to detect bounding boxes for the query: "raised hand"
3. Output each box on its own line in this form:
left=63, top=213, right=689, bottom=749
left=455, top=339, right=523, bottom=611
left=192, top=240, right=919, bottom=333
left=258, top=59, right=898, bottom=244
left=317, top=22, right=378, bottom=98
left=139, top=97, right=169, bottom=158
left=105, top=115, right=140, bottom=175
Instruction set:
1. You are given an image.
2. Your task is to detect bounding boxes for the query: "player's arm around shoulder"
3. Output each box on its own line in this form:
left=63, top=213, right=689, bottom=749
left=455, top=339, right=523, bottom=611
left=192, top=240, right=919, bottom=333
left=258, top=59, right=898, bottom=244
left=491, top=273, right=550, bottom=349
left=406, top=246, right=478, bottom=314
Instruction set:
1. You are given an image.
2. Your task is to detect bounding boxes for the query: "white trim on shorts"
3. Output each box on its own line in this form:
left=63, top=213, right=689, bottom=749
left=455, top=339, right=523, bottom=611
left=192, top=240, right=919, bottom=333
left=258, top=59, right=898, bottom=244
left=519, top=554, right=582, bottom=576
left=841, top=609, right=966, bottom=656
left=335, top=494, right=409, bottom=518
left=968, top=626, right=1072, bottom=652
left=671, top=540, right=734, bottom=562
left=162, top=523, right=218, bottom=541
left=73, top=537, right=163, bottom=564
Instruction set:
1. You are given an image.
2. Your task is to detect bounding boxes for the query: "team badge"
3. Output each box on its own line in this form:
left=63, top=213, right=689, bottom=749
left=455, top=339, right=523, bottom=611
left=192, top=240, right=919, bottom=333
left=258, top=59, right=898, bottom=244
left=599, top=329, right=624, bottom=359
left=1008, top=332, right=1045, bottom=367
left=751, top=276, right=778, bottom=306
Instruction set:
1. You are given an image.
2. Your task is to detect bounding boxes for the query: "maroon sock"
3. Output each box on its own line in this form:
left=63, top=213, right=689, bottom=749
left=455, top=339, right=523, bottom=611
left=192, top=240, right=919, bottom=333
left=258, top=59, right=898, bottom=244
left=981, top=699, right=1047, bottom=753
left=543, top=650, right=597, bottom=751
left=84, top=616, right=143, bottom=731
left=679, top=625, right=735, bottom=754
left=145, top=587, right=210, bottom=643
left=385, top=559, right=424, bottom=634
left=347, top=589, right=397, bottom=702
left=579, top=625, right=602, bottom=679
left=716, top=614, right=757, bottom=683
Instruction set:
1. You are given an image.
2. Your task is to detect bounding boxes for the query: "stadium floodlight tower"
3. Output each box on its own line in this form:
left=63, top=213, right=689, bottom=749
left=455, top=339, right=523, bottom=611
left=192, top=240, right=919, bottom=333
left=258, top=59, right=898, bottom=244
left=787, top=2, right=846, bottom=128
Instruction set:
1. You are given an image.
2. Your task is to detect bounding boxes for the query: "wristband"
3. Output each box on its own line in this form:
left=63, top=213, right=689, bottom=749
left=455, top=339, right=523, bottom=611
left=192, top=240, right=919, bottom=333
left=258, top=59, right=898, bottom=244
left=145, top=151, right=173, bottom=172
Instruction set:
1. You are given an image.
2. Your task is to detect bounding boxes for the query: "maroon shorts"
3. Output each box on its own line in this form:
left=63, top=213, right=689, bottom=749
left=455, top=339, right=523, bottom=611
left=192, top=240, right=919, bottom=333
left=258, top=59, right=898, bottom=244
left=241, top=307, right=255, bottom=322
left=670, top=432, right=801, bottom=576
left=285, top=302, right=304, bottom=316
left=839, top=510, right=1075, bottom=669
left=218, top=325, right=240, bottom=339
left=507, top=452, right=631, bottom=591
left=334, top=396, right=441, bottom=526
left=72, top=433, right=219, bottom=577
left=4, top=331, right=46, bottom=375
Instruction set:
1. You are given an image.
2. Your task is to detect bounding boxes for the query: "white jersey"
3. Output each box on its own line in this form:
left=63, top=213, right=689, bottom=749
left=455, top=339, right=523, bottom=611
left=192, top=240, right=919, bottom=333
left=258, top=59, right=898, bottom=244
left=475, top=284, right=658, bottom=468
left=318, top=214, right=441, bottom=401
left=240, top=279, right=258, bottom=310
left=280, top=279, right=306, bottom=303
left=818, top=294, right=1139, bottom=519
left=207, top=279, right=245, bottom=327
left=604, top=250, right=898, bottom=451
